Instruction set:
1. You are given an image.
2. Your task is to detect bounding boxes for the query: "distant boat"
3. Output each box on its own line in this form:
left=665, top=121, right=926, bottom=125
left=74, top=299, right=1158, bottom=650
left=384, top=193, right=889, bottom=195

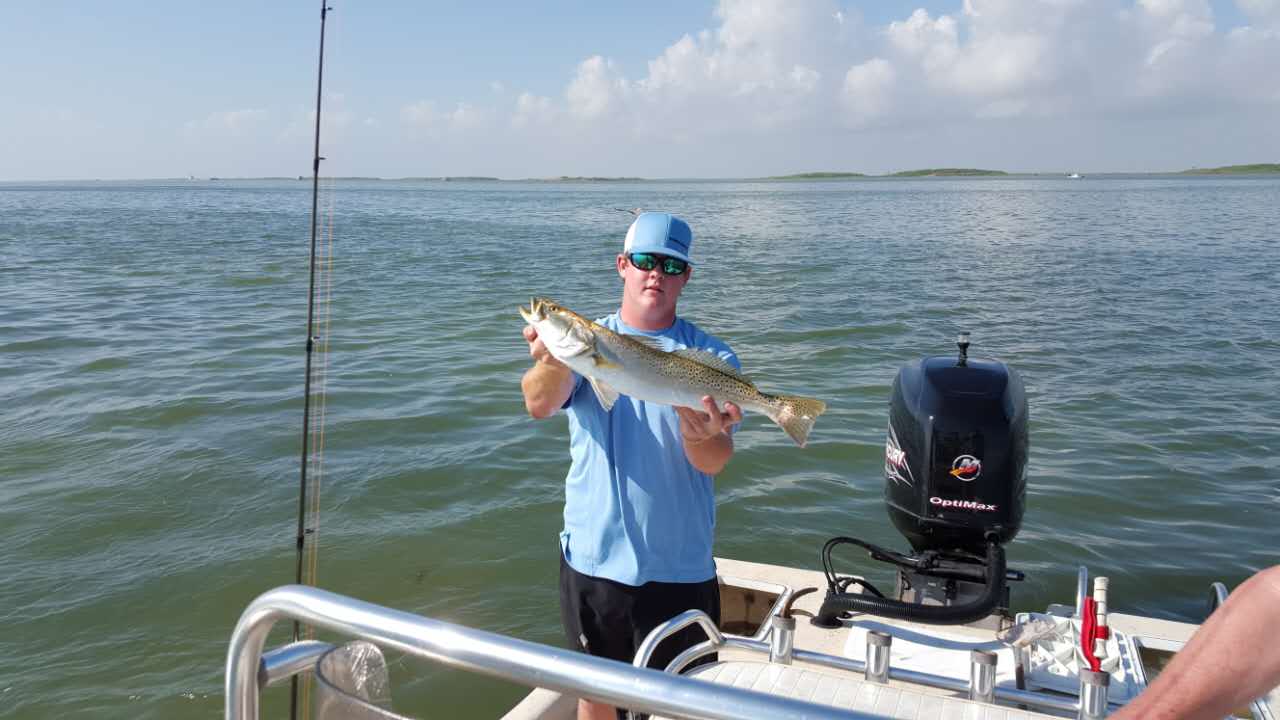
left=1068, top=172, right=1082, bottom=179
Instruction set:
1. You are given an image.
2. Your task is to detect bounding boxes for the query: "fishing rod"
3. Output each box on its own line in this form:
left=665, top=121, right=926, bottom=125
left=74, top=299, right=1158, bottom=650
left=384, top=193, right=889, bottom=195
left=292, top=1, right=333, bottom=719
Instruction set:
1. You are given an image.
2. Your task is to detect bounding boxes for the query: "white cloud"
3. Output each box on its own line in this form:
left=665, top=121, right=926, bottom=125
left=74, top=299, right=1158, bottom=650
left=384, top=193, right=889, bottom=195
left=1138, top=0, right=1212, bottom=25
left=449, top=102, right=486, bottom=130
left=840, top=57, right=895, bottom=127
left=182, top=109, right=268, bottom=137
left=974, top=98, right=1031, bottom=118
left=878, top=4, right=1074, bottom=116
left=554, top=0, right=844, bottom=138
left=401, top=99, right=439, bottom=127
left=276, top=93, right=357, bottom=144
left=1136, top=0, right=1214, bottom=66
left=953, top=31, right=1049, bottom=98
left=886, top=9, right=959, bottom=72
left=316, top=0, right=1280, bottom=176
left=401, top=100, right=489, bottom=138
left=640, top=34, right=703, bottom=95
left=566, top=55, right=628, bottom=120
left=1236, top=0, right=1280, bottom=22
left=512, top=92, right=555, bottom=129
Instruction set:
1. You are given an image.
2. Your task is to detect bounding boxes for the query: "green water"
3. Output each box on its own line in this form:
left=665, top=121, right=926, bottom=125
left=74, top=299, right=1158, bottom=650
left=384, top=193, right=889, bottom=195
left=2, top=177, right=1277, bottom=718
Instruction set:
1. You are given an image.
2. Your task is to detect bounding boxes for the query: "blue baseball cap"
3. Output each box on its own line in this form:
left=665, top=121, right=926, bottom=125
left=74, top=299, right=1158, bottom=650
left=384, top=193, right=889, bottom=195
left=623, top=212, right=693, bottom=265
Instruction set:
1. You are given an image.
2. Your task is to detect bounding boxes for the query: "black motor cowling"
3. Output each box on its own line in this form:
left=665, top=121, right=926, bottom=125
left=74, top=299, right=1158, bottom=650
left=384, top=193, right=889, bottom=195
left=813, top=336, right=1028, bottom=627
left=884, top=341, right=1027, bottom=555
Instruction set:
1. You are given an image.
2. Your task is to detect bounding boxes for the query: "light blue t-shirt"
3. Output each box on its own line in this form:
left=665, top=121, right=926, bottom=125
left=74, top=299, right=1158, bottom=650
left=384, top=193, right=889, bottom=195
left=559, top=313, right=740, bottom=587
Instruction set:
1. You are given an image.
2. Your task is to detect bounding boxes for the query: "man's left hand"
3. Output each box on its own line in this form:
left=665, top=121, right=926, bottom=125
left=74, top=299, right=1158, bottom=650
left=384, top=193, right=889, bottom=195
left=676, top=396, right=742, bottom=444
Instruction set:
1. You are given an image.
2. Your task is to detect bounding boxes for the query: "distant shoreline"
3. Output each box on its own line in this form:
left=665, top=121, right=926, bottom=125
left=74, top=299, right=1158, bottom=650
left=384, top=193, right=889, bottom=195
left=4, top=163, right=1278, bottom=183
left=1178, top=163, right=1280, bottom=175
left=889, top=168, right=1007, bottom=177
left=762, top=172, right=866, bottom=180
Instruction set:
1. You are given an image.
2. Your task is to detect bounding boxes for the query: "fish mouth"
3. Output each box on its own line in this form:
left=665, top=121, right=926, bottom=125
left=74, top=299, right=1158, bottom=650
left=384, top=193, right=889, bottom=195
left=520, top=296, right=567, bottom=324
left=518, top=297, right=538, bottom=324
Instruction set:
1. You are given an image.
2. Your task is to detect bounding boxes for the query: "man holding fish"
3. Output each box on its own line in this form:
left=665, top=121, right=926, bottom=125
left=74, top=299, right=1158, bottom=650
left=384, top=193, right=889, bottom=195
left=520, top=212, right=824, bottom=720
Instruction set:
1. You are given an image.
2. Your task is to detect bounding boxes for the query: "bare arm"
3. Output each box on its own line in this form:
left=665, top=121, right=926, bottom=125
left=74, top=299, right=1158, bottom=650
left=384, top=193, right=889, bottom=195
left=521, top=325, right=574, bottom=418
left=675, top=396, right=742, bottom=475
left=1111, top=565, right=1280, bottom=720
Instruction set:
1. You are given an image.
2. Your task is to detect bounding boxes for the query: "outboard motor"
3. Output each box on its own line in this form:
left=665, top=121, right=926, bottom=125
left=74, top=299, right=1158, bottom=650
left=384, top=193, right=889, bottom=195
left=814, top=334, right=1028, bottom=627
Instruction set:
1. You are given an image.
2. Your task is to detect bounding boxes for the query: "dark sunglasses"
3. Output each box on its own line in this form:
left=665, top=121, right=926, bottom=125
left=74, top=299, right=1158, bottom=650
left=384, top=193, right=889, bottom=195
left=628, top=252, right=688, bottom=276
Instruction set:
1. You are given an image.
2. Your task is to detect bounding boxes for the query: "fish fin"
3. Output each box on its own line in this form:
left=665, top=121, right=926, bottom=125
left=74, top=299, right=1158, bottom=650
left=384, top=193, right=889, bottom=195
left=590, top=350, right=622, bottom=370
left=557, top=343, right=592, bottom=359
left=672, top=349, right=754, bottom=386
left=587, top=377, right=620, bottom=411
left=767, top=395, right=828, bottom=448
left=625, top=334, right=668, bottom=351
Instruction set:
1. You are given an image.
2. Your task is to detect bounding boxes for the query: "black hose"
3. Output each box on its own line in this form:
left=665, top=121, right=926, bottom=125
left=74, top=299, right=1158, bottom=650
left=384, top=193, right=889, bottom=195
left=812, top=542, right=1005, bottom=627
left=780, top=587, right=819, bottom=618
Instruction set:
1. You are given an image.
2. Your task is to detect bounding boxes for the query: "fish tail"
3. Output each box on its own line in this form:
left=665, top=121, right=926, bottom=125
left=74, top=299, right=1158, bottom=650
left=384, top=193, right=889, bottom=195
left=768, top=395, right=828, bottom=448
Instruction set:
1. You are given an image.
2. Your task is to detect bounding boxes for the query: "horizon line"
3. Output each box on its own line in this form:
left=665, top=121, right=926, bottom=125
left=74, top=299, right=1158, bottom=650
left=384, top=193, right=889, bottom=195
left=5, top=167, right=1280, bottom=183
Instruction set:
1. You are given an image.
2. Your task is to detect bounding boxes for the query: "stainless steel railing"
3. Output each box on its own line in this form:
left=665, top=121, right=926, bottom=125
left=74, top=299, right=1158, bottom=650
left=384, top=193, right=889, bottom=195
left=259, top=640, right=333, bottom=688
left=226, top=585, right=892, bottom=720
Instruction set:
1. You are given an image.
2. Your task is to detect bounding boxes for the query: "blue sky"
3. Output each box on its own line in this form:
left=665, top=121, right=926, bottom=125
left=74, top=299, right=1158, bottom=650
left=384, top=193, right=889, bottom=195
left=2, top=1, right=1276, bottom=180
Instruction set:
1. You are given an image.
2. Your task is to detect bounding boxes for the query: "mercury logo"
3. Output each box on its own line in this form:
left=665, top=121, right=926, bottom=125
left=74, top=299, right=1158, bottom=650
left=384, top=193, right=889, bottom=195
left=950, top=454, right=982, bottom=482
left=930, top=497, right=998, bottom=512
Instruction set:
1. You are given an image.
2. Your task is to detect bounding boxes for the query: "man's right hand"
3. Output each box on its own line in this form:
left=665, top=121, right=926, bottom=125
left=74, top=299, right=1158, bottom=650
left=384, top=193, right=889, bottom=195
left=523, top=325, right=567, bottom=368
left=521, top=326, right=573, bottom=418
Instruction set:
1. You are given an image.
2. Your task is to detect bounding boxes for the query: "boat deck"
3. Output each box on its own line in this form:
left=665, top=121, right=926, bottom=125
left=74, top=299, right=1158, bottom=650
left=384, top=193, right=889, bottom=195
left=665, top=660, right=1047, bottom=720
left=506, top=557, right=1214, bottom=720
left=711, top=557, right=1206, bottom=718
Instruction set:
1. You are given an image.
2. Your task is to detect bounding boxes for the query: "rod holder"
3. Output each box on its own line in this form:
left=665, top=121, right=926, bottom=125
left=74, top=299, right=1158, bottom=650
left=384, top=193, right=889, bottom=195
left=1093, top=576, right=1110, bottom=662
left=1076, top=566, right=1089, bottom=618
left=768, top=615, right=796, bottom=665
left=969, top=650, right=997, bottom=703
left=865, top=631, right=891, bottom=684
left=1077, top=669, right=1110, bottom=720
left=258, top=640, right=333, bottom=689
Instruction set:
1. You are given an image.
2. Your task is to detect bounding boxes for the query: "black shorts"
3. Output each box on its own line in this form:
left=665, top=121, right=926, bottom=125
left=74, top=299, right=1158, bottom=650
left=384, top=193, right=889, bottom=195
left=559, top=551, right=720, bottom=672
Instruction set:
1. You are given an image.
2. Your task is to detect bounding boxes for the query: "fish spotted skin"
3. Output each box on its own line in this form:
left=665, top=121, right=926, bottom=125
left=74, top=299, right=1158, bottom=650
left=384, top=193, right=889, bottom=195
left=519, top=297, right=826, bottom=447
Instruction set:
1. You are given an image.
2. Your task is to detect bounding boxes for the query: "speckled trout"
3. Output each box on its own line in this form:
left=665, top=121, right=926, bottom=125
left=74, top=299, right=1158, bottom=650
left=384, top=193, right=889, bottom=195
left=519, top=297, right=827, bottom=447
